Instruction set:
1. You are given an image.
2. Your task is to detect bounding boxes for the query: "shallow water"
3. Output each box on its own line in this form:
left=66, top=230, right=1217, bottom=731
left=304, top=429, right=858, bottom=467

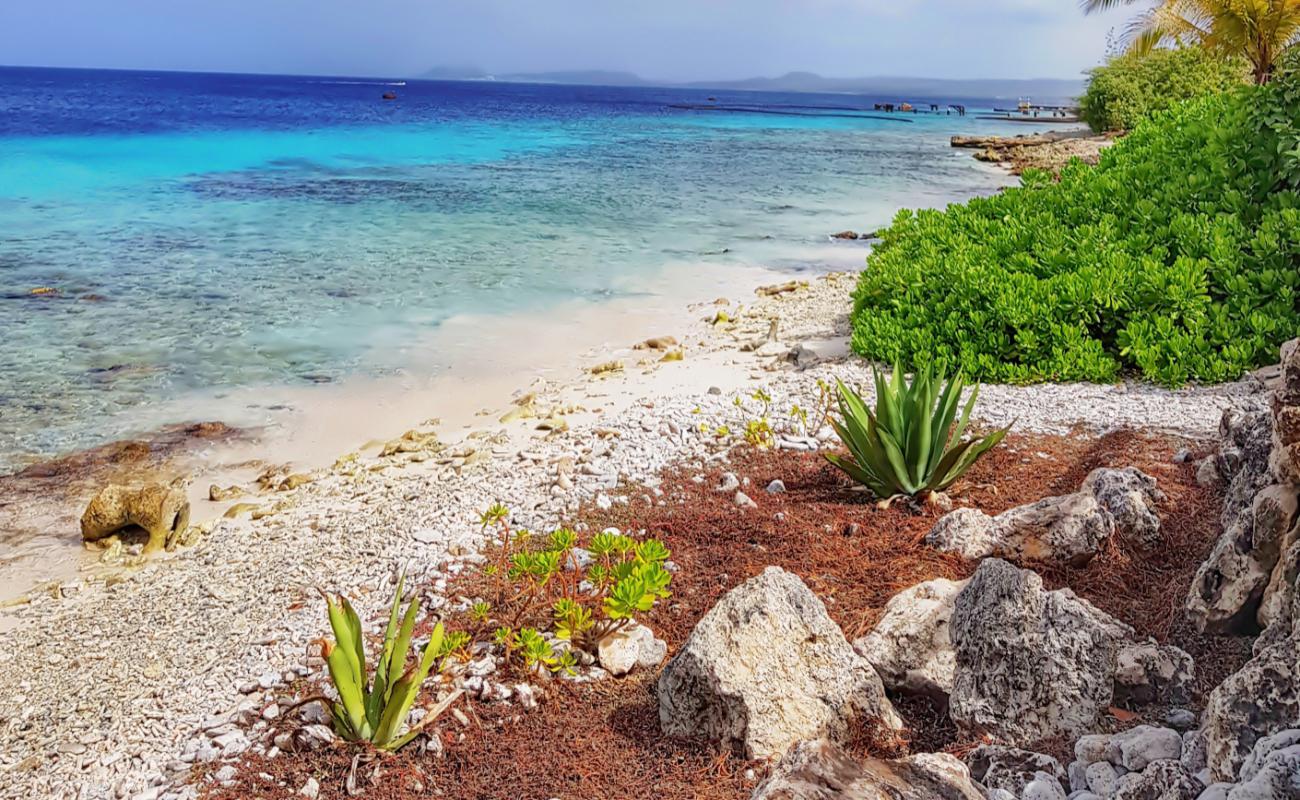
left=0, top=66, right=1028, bottom=469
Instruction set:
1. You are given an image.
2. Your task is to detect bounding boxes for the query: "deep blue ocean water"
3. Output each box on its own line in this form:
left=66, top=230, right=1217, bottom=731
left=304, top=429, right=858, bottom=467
left=0, top=66, right=1031, bottom=468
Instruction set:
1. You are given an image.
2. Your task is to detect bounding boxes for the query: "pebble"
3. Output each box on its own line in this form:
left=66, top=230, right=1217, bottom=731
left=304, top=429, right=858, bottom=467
left=299, top=777, right=320, bottom=799
left=734, top=491, right=757, bottom=509
left=765, top=479, right=786, bottom=494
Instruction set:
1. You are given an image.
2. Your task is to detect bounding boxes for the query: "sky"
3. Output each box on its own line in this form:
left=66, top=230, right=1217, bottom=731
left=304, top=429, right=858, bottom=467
left=0, top=0, right=1131, bottom=81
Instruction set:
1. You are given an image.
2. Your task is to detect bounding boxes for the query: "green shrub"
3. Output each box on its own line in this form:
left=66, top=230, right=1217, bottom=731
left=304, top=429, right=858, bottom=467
left=1081, top=46, right=1244, bottom=132
left=824, top=365, right=1007, bottom=501
left=851, top=75, right=1300, bottom=387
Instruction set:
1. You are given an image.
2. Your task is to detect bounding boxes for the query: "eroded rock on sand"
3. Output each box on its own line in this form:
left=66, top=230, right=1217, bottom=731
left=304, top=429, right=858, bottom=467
left=656, top=567, right=901, bottom=760
left=926, top=467, right=1163, bottom=566
left=752, top=738, right=984, bottom=800
left=853, top=577, right=965, bottom=699
left=948, top=558, right=1133, bottom=745
left=80, top=483, right=191, bottom=553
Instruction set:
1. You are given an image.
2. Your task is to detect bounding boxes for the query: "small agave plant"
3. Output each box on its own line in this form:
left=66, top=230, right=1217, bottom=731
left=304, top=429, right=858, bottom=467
left=824, top=362, right=1008, bottom=502
left=320, top=573, right=448, bottom=751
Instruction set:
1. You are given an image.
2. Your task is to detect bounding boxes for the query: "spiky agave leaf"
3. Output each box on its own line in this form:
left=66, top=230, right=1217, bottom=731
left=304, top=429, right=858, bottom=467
left=373, top=623, right=445, bottom=750
left=824, top=363, right=1009, bottom=499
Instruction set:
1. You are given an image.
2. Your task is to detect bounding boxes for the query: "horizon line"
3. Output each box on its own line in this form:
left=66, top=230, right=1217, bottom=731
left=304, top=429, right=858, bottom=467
left=0, top=61, right=1089, bottom=88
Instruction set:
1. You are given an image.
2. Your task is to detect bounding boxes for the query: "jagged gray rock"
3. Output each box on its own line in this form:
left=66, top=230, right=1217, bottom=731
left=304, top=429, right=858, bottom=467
left=1111, top=760, right=1201, bottom=800
left=1203, top=635, right=1300, bottom=781
left=926, top=493, right=1114, bottom=566
left=750, top=738, right=984, bottom=800
left=926, top=466, right=1164, bottom=566
left=948, top=559, right=1134, bottom=745
left=1113, top=643, right=1195, bottom=707
left=656, top=567, right=900, bottom=760
left=853, top=577, right=964, bottom=699
left=1187, top=401, right=1294, bottom=634
left=1082, top=467, right=1167, bottom=547
left=965, top=745, right=1067, bottom=797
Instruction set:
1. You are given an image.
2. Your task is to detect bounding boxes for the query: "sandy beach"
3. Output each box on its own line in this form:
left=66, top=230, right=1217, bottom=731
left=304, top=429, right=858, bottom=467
left=0, top=254, right=1261, bottom=799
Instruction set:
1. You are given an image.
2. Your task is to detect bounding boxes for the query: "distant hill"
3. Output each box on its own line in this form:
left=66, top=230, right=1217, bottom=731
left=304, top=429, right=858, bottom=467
left=689, top=71, right=1084, bottom=102
left=414, top=66, right=1083, bottom=103
left=417, top=66, right=646, bottom=86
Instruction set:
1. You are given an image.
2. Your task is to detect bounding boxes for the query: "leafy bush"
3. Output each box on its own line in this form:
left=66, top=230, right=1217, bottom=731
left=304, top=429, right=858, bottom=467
left=320, top=575, right=449, bottom=750
left=825, top=365, right=1007, bottom=500
left=1081, top=46, right=1244, bottom=132
left=851, top=74, right=1300, bottom=387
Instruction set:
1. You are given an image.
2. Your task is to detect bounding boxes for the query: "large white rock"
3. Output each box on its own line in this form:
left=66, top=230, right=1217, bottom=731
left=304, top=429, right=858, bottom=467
left=948, top=559, right=1134, bottom=745
left=751, top=738, right=984, bottom=800
left=853, top=577, right=965, bottom=699
left=656, top=567, right=901, bottom=760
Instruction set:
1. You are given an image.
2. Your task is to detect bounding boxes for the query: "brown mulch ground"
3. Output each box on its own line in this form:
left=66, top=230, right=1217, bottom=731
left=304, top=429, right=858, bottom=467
left=206, top=428, right=1252, bottom=800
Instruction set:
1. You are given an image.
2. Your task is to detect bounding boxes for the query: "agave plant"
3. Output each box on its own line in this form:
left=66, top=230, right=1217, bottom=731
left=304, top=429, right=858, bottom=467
left=824, top=363, right=1008, bottom=500
left=320, top=574, right=448, bottom=750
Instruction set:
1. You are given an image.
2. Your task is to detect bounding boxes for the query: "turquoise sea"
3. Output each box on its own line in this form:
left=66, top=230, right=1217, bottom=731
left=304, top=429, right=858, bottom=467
left=0, top=66, right=1032, bottom=470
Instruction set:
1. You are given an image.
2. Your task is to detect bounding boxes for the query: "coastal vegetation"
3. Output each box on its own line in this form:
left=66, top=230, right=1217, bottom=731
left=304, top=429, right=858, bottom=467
left=851, top=67, right=1300, bottom=386
left=1080, top=46, right=1243, bottom=131
left=825, top=365, right=1007, bottom=500
left=1083, top=0, right=1300, bottom=84
left=320, top=578, right=450, bottom=750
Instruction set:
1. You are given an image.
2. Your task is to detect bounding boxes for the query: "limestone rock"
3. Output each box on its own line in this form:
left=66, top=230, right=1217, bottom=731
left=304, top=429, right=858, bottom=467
left=1086, top=761, right=1120, bottom=796
left=1022, top=771, right=1069, bottom=800
left=948, top=559, right=1134, bottom=745
left=1187, top=402, right=1291, bottom=634
left=751, top=738, right=983, bottom=800
left=597, top=623, right=666, bottom=677
left=853, top=577, right=965, bottom=699
left=1111, top=760, right=1201, bottom=800
left=656, top=567, right=901, bottom=760
left=1231, top=731, right=1300, bottom=799
left=1203, top=634, right=1300, bottom=781
left=926, top=493, right=1114, bottom=566
left=1109, top=726, right=1184, bottom=772
left=965, top=745, right=1066, bottom=797
left=80, top=483, right=191, bottom=554
left=1269, top=338, right=1300, bottom=485
left=1113, top=643, right=1195, bottom=707
left=1082, top=467, right=1166, bottom=547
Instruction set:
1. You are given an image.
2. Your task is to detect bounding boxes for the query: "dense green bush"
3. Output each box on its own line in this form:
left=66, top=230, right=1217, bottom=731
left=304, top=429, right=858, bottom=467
left=1080, top=47, right=1244, bottom=132
left=851, top=75, right=1300, bottom=387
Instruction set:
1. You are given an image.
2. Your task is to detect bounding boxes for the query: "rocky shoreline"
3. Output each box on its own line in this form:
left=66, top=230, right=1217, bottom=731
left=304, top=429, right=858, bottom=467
left=952, top=129, right=1117, bottom=175
left=0, top=272, right=1268, bottom=800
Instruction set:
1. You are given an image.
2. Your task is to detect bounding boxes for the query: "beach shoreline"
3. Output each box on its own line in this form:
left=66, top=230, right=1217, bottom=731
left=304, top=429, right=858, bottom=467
left=0, top=255, right=1261, bottom=798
